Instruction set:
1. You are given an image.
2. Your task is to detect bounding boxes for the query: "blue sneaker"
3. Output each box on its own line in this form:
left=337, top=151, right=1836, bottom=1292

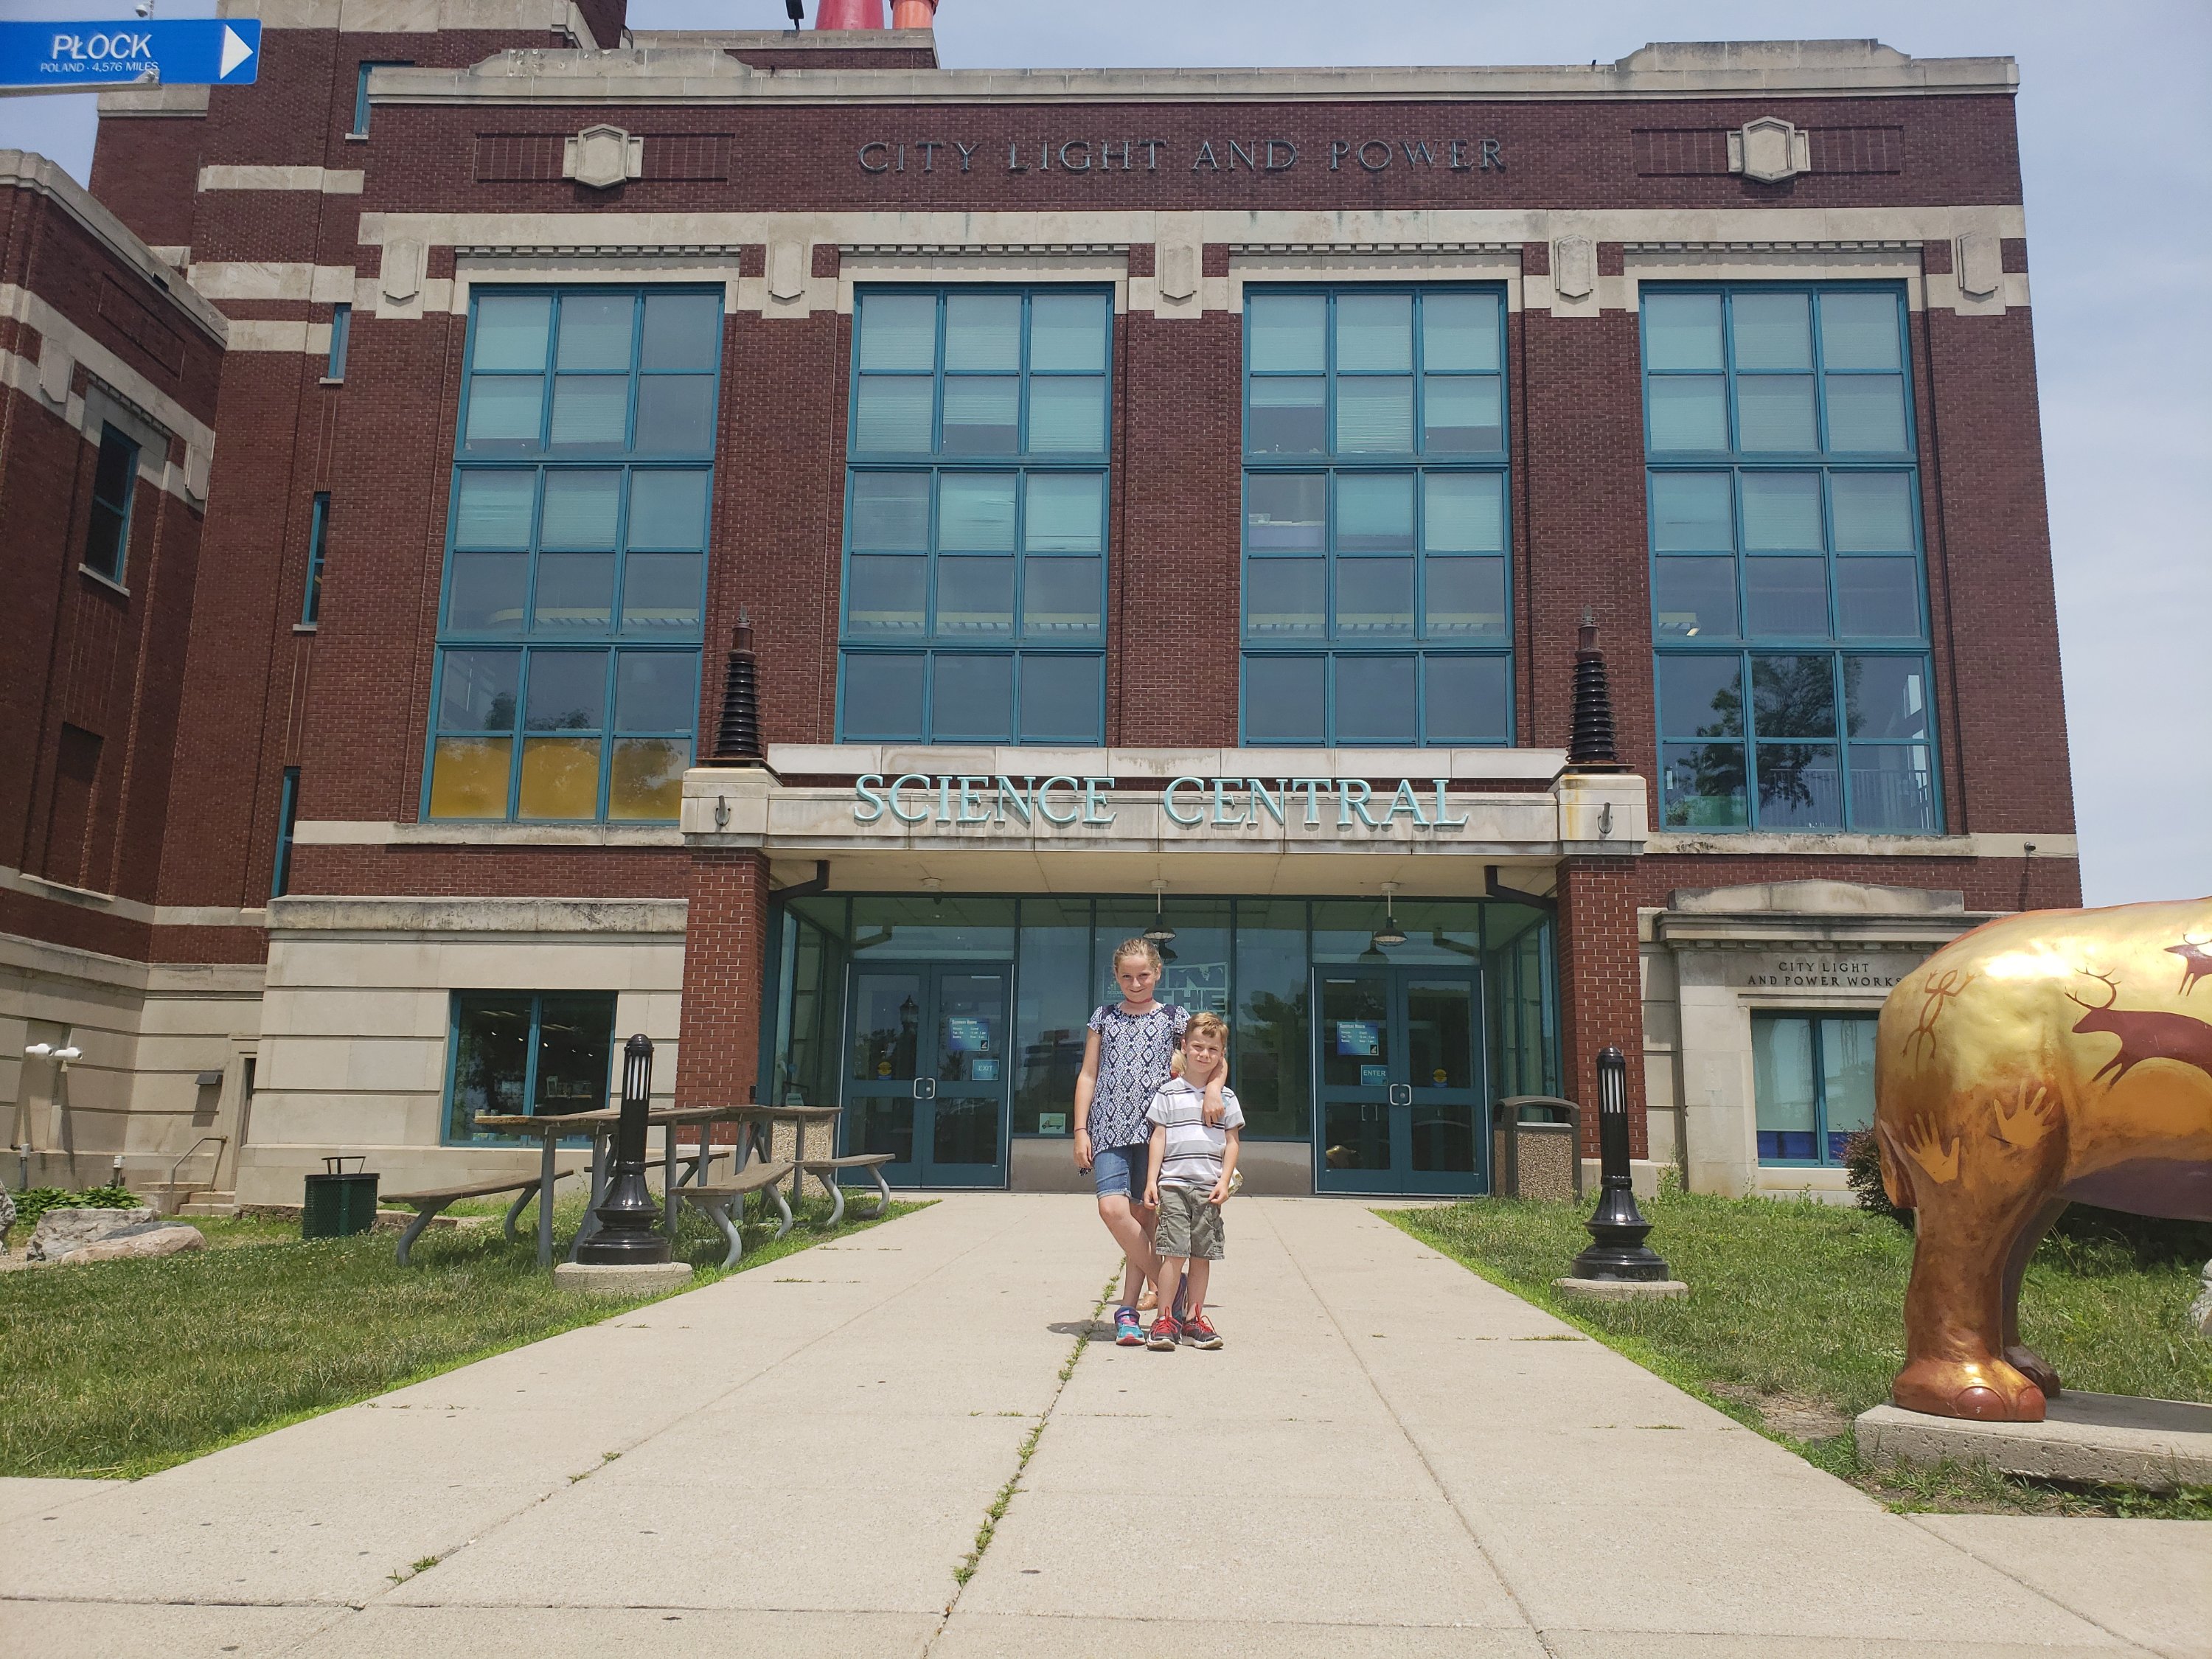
left=1113, top=1307, right=1143, bottom=1346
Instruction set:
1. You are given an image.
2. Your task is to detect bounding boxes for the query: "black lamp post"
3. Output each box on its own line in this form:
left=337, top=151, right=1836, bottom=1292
left=576, top=1034, right=669, bottom=1265
left=1570, top=1046, right=1671, bottom=1282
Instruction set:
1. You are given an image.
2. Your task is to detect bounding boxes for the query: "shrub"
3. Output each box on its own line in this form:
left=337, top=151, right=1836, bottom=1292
left=1843, top=1130, right=1907, bottom=1225
left=11, top=1185, right=139, bottom=1231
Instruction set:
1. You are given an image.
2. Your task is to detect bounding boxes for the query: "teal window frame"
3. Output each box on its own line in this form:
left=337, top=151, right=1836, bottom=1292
left=271, top=766, right=299, bottom=898
left=425, top=285, right=722, bottom=823
left=1239, top=285, right=1514, bottom=747
left=326, top=303, right=351, bottom=380
left=837, top=285, right=1113, bottom=745
left=351, top=60, right=408, bottom=136
left=441, top=990, right=617, bottom=1146
left=83, top=422, right=139, bottom=584
left=1644, top=283, right=1941, bottom=834
left=1753, top=1010, right=1877, bottom=1166
left=302, top=492, right=329, bottom=625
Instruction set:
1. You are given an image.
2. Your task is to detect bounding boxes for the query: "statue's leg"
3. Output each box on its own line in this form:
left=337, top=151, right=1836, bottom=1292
left=2000, top=1196, right=2067, bottom=1399
left=1893, top=1172, right=2051, bottom=1422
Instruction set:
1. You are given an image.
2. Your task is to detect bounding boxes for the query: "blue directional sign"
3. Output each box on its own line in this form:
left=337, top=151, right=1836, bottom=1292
left=0, top=20, right=261, bottom=89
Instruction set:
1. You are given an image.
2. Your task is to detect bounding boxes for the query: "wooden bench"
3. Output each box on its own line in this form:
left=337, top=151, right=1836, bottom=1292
left=791, top=1153, right=897, bottom=1227
left=679, top=1159, right=795, bottom=1268
left=384, top=1172, right=573, bottom=1266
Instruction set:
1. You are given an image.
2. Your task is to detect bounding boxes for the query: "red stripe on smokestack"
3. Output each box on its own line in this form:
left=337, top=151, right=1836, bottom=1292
left=814, top=0, right=884, bottom=26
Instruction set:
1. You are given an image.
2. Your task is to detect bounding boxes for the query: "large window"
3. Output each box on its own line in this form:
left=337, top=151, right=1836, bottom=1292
left=444, top=991, right=616, bottom=1143
left=83, top=423, right=138, bottom=585
left=1646, top=286, right=1938, bottom=832
left=427, top=288, right=720, bottom=821
left=838, top=288, right=1111, bottom=744
left=1241, top=288, right=1511, bottom=746
left=1753, top=1012, right=1875, bottom=1164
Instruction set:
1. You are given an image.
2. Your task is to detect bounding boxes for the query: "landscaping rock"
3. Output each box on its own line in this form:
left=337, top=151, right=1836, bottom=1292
left=26, top=1206, right=156, bottom=1262
left=51, top=1222, right=206, bottom=1265
left=0, top=1187, right=15, bottom=1251
left=2191, top=1258, right=2212, bottom=1339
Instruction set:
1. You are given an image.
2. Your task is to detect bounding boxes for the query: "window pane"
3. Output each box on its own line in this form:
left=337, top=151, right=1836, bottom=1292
left=1731, top=292, right=1812, bottom=371
left=1425, top=654, right=1509, bottom=742
left=451, top=995, right=532, bottom=1131
left=1338, top=558, right=1413, bottom=638
left=549, top=376, right=627, bottom=448
left=1831, top=473, right=1915, bottom=552
left=843, top=654, right=927, bottom=739
left=1654, top=557, right=1737, bottom=641
left=1819, top=293, right=1902, bottom=370
left=1752, top=653, right=1837, bottom=737
left=1844, top=655, right=1930, bottom=740
left=614, top=650, right=696, bottom=731
left=855, top=377, right=934, bottom=453
left=1422, top=292, right=1500, bottom=372
left=1644, top=293, right=1724, bottom=371
left=1249, top=377, right=1326, bottom=454
left=942, top=376, right=1020, bottom=454
left=846, top=554, right=926, bottom=636
left=622, top=552, right=703, bottom=632
left=635, top=375, right=715, bottom=453
left=1244, top=655, right=1324, bottom=742
left=472, top=294, right=551, bottom=371
left=93, top=430, right=136, bottom=506
left=626, top=470, right=709, bottom=550
left=429, top=737, right=513, bottom=818
left=1736, top=376, right=1818, bottom=451
left=1336, top=293, right=1413, bottom=371
left=1024, top=473, right=1104, bottom=552
left=1659, top=654, right=1742, bottom=737
left=1030, top=292, right=1109, bottom=371
left=1424, top=472, right=1504, bottom=553
left=1012, top=898, right=1092, bottom=1133
left=858, top=292, right=938, bottom=371
left=454, top=471, right=535, bottom=549
left=437, top=649, right=519, bottom=730
left=1847, top=744, right=1937, bottom=832
left=1336, top=377, right=1413, bottom=452
left=518, top=737, right=602, bottom=819
left=1233, top=900, right=1310, bottom=1138
left=1662, top=741, right=1747, bottom=828
left=609, top=739, right=687, bottom=820
left=533, top=552, right=614, bottom=630
left=1245, top=559, right=1324, bottom=639
left=557, top=293, right=633, bottom=370
left=1023, top=557, right=1102, bottom=636
left=640, top=293, right=720, bottom=371
left=850, top=473, right=931, bottom=550
left=1745, top=557, right=1829, bottom=636
left=1649, top=472, right=1733, bottom=552
left=525, top=650, right=606, bottom=731
left=1026, top=376, right=1106, bottom=453
left=939, top=473, right=1018, bottom=551
left=943, top=293, right=1021, bottom=370
left=1836, top=560, right=1923, bottom=638
left=1423, top=375, right=1503, bottom=453
left=1753, top=1015, right=1818, bottom=1161
left=446, top=552, right=529, bottom=632
left=1334, top=655, right=1416, bottom=744
left=1336, top=473, right=1414, bottom=550
left=1018, top=654, right=1102, bottom=742
left=1647, top=378, right=1727, bottom=451
left=1740, top=473, right=1823, bottom=550
left=1249, top=293, right=1325, bottom=372
left=465, top=377, right=543, bottom=449
left=1424, top=557, right=1506, bottom=640
left=1247, top=473, right=1326, bottom=551
left=1826, top=376, right=1908, bottom=452
left=936, top=557, right=1015, bottom=636
left=1756, top=742, right=1843, bottom=829
left=1821, top=1017, right=1877, bottom=1158
left=933, top=653, right=1013, bottom=739
left=539, top=470, right=619, bottom=548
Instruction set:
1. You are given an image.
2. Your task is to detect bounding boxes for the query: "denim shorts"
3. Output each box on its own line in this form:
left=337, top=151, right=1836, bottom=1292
left=1090, top=1141, right=1150, bottom=1200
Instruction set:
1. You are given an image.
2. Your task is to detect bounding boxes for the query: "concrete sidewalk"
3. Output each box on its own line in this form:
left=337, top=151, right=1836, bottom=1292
left=1, top=1194, right=2204, bottom=1657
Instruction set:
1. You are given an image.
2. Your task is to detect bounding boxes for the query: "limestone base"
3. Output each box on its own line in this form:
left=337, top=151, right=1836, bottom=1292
left=1856, top=1391, right=2212, bottom=1492
left=1553, top=1276, right=1688, bottom=1301
left=552, top=1260, right=695, bottom=1298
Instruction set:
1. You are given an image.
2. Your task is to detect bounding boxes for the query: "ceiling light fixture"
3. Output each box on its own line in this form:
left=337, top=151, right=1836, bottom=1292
left=1143, top=878, right=1176, bottom=945
left=1371, top=881, right=1408, bottom=950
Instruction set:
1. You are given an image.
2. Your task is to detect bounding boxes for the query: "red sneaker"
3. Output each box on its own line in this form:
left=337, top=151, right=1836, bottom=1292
left=1183, top=1313, right=1222, bottom=1349
left=1147, top=1315, right=1180, bottom=1350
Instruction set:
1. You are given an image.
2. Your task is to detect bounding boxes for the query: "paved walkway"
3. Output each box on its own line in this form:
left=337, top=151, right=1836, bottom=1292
left=2, top=1195, right=2205, bottom=1658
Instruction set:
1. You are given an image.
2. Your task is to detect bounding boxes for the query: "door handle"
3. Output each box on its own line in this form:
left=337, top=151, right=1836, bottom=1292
left=1387, top=1083, right=1412, bottom=1107
left=911, top=1078, right=935, bottom=1100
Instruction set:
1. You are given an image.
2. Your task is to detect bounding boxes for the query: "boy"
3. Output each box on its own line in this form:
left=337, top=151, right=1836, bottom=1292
left=1141, top=1011, right=1242, bottom=1350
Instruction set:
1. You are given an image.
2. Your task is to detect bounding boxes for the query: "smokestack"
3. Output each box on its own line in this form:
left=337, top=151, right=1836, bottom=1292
left=814, top=0, right=884, bottom=25
left=891, top=0, right=939, bottom=24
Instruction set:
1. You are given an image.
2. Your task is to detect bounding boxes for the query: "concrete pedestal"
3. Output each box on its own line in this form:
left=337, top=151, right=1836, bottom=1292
left=1855, top=1391, right=2212, bottom=1492
left=552, top=1260, right=695, bottom=1298
left=1553, top=1276, right=1688, bottom=1301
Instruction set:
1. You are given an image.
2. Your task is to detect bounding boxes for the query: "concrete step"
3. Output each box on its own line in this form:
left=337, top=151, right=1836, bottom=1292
left=176, top=1193, right=238, bottom=1218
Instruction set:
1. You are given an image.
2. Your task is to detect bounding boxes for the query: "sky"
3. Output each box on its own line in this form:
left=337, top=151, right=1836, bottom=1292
left=1, top=0, right=2205, bottom=906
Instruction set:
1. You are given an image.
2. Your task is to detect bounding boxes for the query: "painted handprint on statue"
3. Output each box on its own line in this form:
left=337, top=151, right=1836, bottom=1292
left=1899, top=1114, right=1961, bottom=1184
left=1989, top=1082, right=2056, bottom=1151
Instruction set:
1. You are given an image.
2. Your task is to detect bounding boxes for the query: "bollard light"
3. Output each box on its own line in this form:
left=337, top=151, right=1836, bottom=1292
left=1569, top=1046, right=1672, bottom=1282
left=576, top=1034, right=671, bottom=1265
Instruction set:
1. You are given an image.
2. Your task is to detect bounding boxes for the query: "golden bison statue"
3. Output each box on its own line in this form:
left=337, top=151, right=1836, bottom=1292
left=1875, top=897, right=2212, bottom=1421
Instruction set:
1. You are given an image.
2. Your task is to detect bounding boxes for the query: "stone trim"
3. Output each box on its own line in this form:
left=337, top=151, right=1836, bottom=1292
left=197, top=165, right=366, bottom=195
left=291, top=820, right=686, bottom=847
left=1645, top=832, right=2074, bottom=858
left=0, top=151, right=229, bottom=344
left=265, top=894, right=687, bottom=935
left=762, top=742, right=1571, bottom=783
left=0, top=863, right=267, bottom=929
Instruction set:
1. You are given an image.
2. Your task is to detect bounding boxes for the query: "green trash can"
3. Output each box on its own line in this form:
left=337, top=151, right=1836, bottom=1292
left=302, top=1155, right=378, bottom=1238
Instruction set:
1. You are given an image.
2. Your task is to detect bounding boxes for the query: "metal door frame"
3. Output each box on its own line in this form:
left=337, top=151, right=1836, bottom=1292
left=840, top=960, right=1014, bottom=1189
left=1310, top=963, right=1489, bottom=1197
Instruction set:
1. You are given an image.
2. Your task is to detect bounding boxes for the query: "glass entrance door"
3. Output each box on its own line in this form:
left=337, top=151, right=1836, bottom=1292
left=1314, top=967, right=1486, bottom=1194
left=845, top=964, right=1011, bottom=1187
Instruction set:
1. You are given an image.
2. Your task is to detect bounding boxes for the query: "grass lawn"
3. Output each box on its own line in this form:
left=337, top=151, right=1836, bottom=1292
left=0, top=1189, right=924, bottom=1481
left=1391, top=1189, right=2212, bottom=1519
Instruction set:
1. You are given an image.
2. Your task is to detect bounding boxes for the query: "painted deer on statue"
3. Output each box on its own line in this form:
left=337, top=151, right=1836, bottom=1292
left=1874, top=897, right=2212, bottom=1421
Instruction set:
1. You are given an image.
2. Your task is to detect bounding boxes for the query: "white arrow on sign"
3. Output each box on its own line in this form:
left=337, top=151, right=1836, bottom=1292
left=218, top=24, right=252, bottom=79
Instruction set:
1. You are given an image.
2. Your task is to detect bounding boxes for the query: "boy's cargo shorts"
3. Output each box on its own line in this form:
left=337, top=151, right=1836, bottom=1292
left=1153, top=1184, right=1225, bottom=1260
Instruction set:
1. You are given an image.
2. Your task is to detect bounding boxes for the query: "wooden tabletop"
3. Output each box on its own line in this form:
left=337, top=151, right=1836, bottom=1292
left=470, top=1103, right=841, bottom=1135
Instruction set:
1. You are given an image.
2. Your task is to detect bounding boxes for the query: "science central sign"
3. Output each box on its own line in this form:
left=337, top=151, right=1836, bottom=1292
left=852, top=773, right=1475, bottom=832
left=856, top=135, right=1506, bottom=177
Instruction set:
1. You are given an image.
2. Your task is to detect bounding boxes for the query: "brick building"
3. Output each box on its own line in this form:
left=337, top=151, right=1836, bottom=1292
left=0, top=6, right=2076, bottom=1208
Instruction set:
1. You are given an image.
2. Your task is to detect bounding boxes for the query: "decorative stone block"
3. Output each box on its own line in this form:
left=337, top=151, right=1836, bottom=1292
left=380, top=237, right=425, bottom=304
left=563, top=125, right=643, bottom=191
left=553, top=1259, right=694, bottom=1297
left=767, top=237, right=807, bottom=303
left=1553, top=234, right=1596, bottom=301
left=1956, top=229, right=2002, bottom=298
left=1727, top=116, right=1811, bottom=184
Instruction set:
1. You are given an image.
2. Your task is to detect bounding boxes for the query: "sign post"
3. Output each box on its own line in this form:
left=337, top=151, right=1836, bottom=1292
left=0, top=20, right=260, bottom=90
